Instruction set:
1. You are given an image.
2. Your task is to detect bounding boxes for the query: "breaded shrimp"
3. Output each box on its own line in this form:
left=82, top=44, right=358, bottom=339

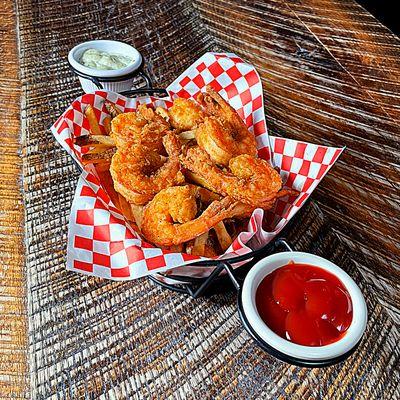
left=181, top=147, right=295, bottom=209
left=110, top=133, right=184, bottom=205
left=194, top=117, right=241, bottom=166
left=167, top=98, right=205, bottom=131
left=141, top=185, right=253, bottom=247
left=111, top=105, right=170, bottom=151
left=195, top=86, right=257, bottom=165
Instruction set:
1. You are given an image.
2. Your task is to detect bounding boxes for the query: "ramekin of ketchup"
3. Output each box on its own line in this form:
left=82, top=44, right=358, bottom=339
left=240, top=252, right=367, bottom=366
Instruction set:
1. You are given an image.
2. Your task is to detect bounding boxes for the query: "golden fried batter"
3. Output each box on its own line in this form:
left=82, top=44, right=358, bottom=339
left=141, top=185, right=252, bottom=247
left=110, top=132, right=184, bottom=205
left=181, top=146, right=292, bottom=209
left=98, top=85, right=292, bottom=254
left=168, top=98, right=205, bottom=131
left=195, top=86, right=257, bottom=165
left=111, top=105, right=170, bottom=152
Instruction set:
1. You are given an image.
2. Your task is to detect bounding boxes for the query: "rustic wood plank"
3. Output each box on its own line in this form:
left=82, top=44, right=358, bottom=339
left=0, top=1, right=28, bottom=399
left=287, top=0, right=400, bottom=120
left=10, top=0, right=400, bottom=397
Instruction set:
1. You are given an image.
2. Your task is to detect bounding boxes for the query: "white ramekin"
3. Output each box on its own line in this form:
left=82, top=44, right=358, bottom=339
left=241, top=252, right=367, bottom=363
left=68, top=40, right=146, bottom=93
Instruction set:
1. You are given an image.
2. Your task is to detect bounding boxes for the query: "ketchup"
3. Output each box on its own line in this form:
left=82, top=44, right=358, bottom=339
left=255, top=263, right=353, bottom=346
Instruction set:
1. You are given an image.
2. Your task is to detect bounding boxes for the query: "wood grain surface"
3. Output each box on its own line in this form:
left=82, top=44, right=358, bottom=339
left=1, top=0, right=400, bottom=398
left=194, top=0, right=400, bottom=322
left=0, top=1, right=28, bottom=399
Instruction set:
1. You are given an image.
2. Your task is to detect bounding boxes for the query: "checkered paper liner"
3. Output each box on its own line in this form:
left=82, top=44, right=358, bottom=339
left=51, top=52, right=343, bottom=280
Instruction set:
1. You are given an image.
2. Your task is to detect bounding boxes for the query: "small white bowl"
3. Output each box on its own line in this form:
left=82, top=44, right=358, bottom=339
left=241, top=252, right=367, bottom=364
left=68, top=40, right=147, bottom=93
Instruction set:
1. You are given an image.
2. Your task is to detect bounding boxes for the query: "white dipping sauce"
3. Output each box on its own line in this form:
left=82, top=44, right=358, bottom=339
left=80, top=48, right=134, bottom=70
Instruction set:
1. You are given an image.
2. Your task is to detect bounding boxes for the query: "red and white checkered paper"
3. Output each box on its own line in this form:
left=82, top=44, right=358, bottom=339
left=51, top=52, right=343, bottom=280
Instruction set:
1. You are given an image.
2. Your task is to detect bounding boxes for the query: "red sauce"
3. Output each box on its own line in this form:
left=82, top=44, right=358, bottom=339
left=255, top=263, right=353, bottom=346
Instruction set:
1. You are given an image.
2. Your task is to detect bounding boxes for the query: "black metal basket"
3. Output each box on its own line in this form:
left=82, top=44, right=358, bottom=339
left=148, top=236, right=293, bottom=298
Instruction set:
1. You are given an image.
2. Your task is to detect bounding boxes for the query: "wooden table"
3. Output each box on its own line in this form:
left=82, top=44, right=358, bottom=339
left=1, top=0, right=399, bottom=398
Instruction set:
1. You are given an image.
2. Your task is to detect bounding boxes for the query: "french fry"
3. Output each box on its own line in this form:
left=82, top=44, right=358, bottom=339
left=90, top=135, right=115, bottom=146
left=85, top=105, right=102, bottom=136
left=74, top=135, right=115, bottom=147
left=95, top=162, right=111, bottom=172
left=213, top=221, right=232, bottom=251
left=118, top=194, right=133, bottom=220
left=130, top=204, right=144, bottom=229
left=74, top=136, right=89, bottom=146
left=178, top=130, right=195, bottom=140
left=75, top=137, right=103, bottom=147
left=86, top=145, right=114, bottom=155
left=96, top=170, right=120, bottom=209
left=82, top=158, right=106, bottom=166
left=81, top=148, right=116, bottom=165
left=185, top=240, right=194, bottom=254
left=104, top=101, right=122, bottom=118
left=169, top=244, right=183, bottom=252
left=203, top=243, right=218, bottom=258
left=128, top=220, right=140, bottom=233
left=89, top=136, right=114, bottom=146
left=103, top=116, right=112, bottom=135
left=192, top=231, right=209, bottom=256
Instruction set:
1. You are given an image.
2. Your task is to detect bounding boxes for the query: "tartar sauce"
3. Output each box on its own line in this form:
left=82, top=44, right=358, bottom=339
left=80, top=48, right=133, bottom=70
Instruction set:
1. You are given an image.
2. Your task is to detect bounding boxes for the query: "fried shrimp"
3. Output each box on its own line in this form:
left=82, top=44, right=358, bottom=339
left=141, top=185, right=252, bottom=246
left=195, top=117, right=241, bottom=166
left=110, top=133, right=184, bottom=205
left=111, top=105, right=170, bottom=151
left=195, top=86, right=257, bottom=165
left=181, top=147, right=294, bottom=209
left=166, top=98, right=205, bottom=131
